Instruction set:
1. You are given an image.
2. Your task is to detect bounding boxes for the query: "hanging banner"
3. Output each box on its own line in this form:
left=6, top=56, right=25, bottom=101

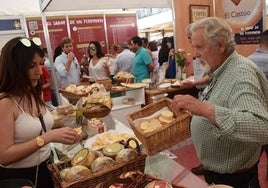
left=26, top=16, right=68, bottom=50
left=214, top=0, right=264, bottom=44
left=69, top=15, right=106, bottom=61
left=105, top=14, right=137, bottom=45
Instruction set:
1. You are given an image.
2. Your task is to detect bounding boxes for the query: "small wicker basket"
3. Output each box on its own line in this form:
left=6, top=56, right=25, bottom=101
left=82, top=105, right=111, bottom=118
left=95, top=79, right=112, bottom=91
left=114, top=77, right=134, bottom=86
left=59, top=89, right=87, bottom=103
left=47, top=153, right=146, bottom=188
left=127, top=98, right=191, bottom=155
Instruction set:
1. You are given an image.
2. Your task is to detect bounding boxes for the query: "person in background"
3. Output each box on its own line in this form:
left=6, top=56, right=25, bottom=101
left=129, top=36, right=154, bottom=83
left=53, top=45, right=62, bottom=62
left=141, top=37, right=153, bottom=58
left=50, top=45, right=62, bottom=107
left=0, top=37, right=82, bottom=188
left=148, top=41, right=160, bottom=73
left=80, top=53, right=89, bottom=83
left=172, top=17, right=268, bottom=187
left=148, top=41, right=160, bottom=85
left=248, top=30, right=268, bottom=79
left=114, top=42, right=135, bottom=74
left=54, top=37, right=81, bottom=88
left=248, top=29, right=268, bottom=179
left=141, top=37, right=149, bottom=49
left=42, top=47, right=51, bottom=71
left=158, top=37, right=169, bottom=66
left=40, top=57, right=52, bottom=106
left=87, top=41, right=110, bottom=83
left=106, top=44, right=119, bottom=84
left=165, top=36, right=176, bottom=79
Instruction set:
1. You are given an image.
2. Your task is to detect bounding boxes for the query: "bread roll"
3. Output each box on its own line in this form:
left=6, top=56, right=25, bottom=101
left=140, top=121, right=150, bottom=130
left=64, top=165, right=92, bottom=182
left=90, top=156, right=115, bottom=173
left=159, top=110, right=174, bottom=124
left=115, top=148, right=138, bottom=164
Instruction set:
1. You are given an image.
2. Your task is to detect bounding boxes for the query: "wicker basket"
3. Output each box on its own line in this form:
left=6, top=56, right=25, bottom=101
left=95, top=79, right=112, bottom=91
left=114, top=77, right=134, bottom=86
left=59, top=89, right=87, bottom=103
left=127, top=98, right=191, bottom=155
left=82, top=105, right=111, bottom=118
left=47, top=153, right=146, bottom=188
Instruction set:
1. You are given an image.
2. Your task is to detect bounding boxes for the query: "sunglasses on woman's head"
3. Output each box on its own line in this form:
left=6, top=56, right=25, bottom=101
left=19, top=37, right=42, bottom=47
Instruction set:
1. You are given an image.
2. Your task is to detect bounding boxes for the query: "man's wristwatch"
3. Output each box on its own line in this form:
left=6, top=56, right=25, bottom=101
left=36, top=136, right=45, bottom=147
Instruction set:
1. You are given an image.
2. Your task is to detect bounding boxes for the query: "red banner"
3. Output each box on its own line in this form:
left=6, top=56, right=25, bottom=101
left=69, top=15, right=106, bottom=61
left=26, top=16, right=68, bottom=51
left=106, top=14, right=138, bottom=46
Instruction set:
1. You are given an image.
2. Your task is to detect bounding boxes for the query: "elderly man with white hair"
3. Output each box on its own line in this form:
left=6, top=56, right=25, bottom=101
left=172, top=17, right=268, bottom=188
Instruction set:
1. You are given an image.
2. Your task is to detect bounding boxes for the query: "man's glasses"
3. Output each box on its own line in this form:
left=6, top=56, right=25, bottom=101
left=88, top=47, right=96, bottom=51
left=20, top=37, right=42, bottom=47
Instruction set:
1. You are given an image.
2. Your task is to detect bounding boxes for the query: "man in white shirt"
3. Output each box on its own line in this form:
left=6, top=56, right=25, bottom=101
left=54, top=37, right=81, bottom=88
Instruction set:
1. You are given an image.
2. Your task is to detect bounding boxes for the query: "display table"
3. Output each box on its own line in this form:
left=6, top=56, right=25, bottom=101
left=52, top=118, right=207, bottom=187
left=145, top=86, right=198, bottom=105
left=110, top=87, right=145, bottom=126
left=112, top=119, right=208, bottom=187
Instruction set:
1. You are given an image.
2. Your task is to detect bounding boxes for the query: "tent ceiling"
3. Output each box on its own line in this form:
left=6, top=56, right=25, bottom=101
left=44, top=0, right=172, bottom=12
left=0, top=0, right=172, bottom=16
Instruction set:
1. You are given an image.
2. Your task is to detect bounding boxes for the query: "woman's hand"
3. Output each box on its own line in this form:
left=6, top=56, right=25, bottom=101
left=44, top=127, right=82, bottom=145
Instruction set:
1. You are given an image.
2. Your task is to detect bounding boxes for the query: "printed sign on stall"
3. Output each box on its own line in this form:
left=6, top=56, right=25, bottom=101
left=214, top=0, right=264, bottom=44
left=69, top=15, right=106, bottom=61
left=105, top=14, right=138, bottom=46
left=26, top=16, right=68, bottom=50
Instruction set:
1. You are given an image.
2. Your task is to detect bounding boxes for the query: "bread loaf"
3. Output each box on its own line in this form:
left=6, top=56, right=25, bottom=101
left=115, top=148, right=138, bottom=164
left=90, top=156, right=115, bottom=173
left=64, top=165, right=92, bottom=182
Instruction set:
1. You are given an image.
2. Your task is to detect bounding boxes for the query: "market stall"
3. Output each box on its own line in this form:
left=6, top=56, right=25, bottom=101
left=51, top=115, right=207, bottom=187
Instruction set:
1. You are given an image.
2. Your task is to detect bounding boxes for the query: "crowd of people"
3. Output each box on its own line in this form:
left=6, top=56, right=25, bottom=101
left=0, top=16, right=268, bottom=188
left=37, top=34, right=191, bottom=106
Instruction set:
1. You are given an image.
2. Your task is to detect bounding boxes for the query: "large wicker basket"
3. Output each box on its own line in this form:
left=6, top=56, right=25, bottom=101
left=127, top=98, right=191, bottom=155
left=47, top=153, right=146, bottom=188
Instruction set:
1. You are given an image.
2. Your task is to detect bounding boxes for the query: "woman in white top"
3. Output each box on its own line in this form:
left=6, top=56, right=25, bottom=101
left=88, top=41, right=110, bottom=83
left=0, top=37, right=82, bottom=188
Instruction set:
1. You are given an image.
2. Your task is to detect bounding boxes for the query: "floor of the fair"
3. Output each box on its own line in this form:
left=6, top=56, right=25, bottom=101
left=171, top=141, right=268, bottom=188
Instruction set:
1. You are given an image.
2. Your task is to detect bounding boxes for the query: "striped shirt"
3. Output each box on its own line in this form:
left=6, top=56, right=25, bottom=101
left=191, top=51, right=268, bottom=174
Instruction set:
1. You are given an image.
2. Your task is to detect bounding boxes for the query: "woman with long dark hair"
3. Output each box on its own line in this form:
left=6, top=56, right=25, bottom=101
left=0, top=37, right=82, bottom=188
left=87, top=41, right=110, bottom=83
